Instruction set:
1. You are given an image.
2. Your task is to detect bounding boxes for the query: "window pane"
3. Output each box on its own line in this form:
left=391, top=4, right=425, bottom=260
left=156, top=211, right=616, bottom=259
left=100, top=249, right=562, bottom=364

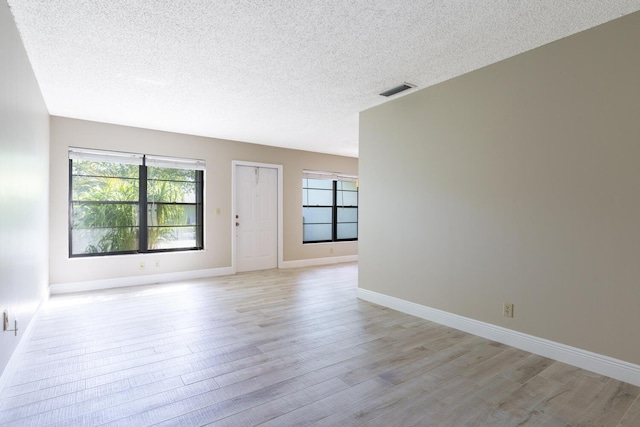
left=303, top=224, right=332, bottom=242
left=303, top=207, right=332, bottom=224
left=337, top=190, right=358, bottom=207
left=148, top=226, right=198, bottom=250
left=71, top=158, right=140, bottom=255
left=306, top=189, right=332, bottom=206
left=337, top=223, right=358, bottom=240
left=303, top=178, right=333, bottom=206
left=147, top=180, right=197, bottom=203
left=337, top=207, right=358, bottom=223
left=337, top=181, right=357, bottom=191
left=71, top=227, right=138, bottom=254
left=304, top=178, right=333, bottom=189
left=147, top=166, right=196, bottom=182
left=148, top=204, right=196, bottom=226
left=72, top=202, right=139, bottom=228
left=147, top=168, right=203, bottom=251
left=72, top=176, right=139, bottom=201
left=72, top=160, right=139, bottom=179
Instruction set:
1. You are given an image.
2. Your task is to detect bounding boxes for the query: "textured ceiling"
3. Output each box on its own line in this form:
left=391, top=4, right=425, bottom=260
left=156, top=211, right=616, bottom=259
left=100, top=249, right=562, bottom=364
left=7, top=1, right=640, bottom=157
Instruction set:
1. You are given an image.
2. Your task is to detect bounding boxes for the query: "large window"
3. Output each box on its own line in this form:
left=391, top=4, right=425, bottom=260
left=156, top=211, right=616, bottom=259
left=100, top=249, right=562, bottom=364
left=69, top=148, right=204, bottom=257
left=302, top=171, right=358, bottom=243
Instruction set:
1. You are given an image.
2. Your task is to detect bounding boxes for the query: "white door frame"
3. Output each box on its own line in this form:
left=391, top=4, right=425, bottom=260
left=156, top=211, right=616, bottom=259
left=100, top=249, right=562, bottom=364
left=231, top=160, right=283, bottom=273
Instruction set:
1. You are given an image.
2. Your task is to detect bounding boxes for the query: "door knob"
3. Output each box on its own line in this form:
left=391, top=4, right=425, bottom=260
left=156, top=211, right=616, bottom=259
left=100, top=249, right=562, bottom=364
left=236, top=222, right=240, bottom=226
left=235, top=214, right=239, bottom=219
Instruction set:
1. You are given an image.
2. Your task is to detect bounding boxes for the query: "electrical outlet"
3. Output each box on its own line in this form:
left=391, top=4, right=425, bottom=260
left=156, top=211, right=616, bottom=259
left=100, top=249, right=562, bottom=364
left=154, top=260, right=160, bottom=268
left=139, top=262, right=145, bottom=270
left=329, top=247, right=334, bottom=254
left=503, top=303, right=514, bottom=318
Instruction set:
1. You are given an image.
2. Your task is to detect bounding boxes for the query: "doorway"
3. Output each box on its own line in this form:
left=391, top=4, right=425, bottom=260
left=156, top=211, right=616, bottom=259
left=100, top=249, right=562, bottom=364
left=232, top=161, right=283, bottom=272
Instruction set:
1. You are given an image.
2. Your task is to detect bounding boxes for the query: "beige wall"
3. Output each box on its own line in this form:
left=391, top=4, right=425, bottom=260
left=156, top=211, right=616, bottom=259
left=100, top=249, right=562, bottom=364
left=50, top=117, right=357, bottom=285
left=359, top=12, right=640, bottom=364
left=0, top=1, right=50, bottom=375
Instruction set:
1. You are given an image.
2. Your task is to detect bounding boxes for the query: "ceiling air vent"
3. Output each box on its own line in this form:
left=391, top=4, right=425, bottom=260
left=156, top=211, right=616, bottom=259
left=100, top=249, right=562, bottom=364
left=379, top=83, right=416, bottom=97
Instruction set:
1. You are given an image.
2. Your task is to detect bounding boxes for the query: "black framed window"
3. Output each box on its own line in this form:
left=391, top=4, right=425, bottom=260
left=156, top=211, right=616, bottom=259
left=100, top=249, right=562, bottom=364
left=335, top=180, right=358, bottom=240
left=302, top=174, right=358, bottom=243
left=69, top=148, right=204, bottom=257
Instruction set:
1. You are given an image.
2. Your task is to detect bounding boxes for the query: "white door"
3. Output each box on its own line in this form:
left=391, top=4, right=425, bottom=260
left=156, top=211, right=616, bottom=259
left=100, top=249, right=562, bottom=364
left=235, top=165, right=278, bottom=272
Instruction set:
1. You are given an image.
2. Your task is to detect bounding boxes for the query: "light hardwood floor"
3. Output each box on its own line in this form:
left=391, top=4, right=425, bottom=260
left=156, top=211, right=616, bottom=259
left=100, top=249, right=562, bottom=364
left=1, top=263, right=639, bottom=426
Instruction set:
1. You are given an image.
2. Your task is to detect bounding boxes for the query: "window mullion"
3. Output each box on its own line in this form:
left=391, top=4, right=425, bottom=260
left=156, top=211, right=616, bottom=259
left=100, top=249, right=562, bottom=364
left=196, top=170, right=204, bottom=249
left=332, top=180, right=338, bottom=242
left=68, top=159, right=73, bottom=257
left=139, top=163, right=148, bottom=253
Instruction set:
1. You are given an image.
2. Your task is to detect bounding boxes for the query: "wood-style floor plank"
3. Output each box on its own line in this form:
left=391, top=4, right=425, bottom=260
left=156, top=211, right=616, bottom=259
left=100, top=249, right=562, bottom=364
left=0, top=263, right=637, bottom=426
left=619, top=395, right=640, bottom=426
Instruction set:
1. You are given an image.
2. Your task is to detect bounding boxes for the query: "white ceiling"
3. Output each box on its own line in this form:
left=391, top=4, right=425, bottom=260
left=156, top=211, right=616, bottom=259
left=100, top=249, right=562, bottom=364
left=7, top=1, right=640, bottom=157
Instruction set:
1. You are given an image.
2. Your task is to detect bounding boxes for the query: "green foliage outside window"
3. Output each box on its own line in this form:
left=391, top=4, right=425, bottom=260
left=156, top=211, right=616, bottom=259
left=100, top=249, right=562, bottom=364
left=71, top=160, right=139, bottom=254
left=147, top=166, right=198, bottom=250
left=71, top=159, right=201, bottom=255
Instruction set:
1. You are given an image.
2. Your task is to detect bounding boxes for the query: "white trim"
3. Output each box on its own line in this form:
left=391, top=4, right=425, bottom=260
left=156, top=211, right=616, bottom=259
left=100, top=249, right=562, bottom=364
left=303, top=169, right=358, bottom=182
left=145, top=154, right=205, bottom=170
left=68, top=146, right=143, bottom=165
left=357, top=288, right=640, bottom=387
left=0, top=294, right=49, bottom=392
left=50, top=267, right=234, bottom=295
left=280, top=255, right=358, bottom=269
left=231, top=161, right=284, bottom=273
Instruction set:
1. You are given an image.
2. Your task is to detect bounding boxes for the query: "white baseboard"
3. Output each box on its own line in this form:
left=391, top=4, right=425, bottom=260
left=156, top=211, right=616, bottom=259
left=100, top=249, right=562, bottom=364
left=280, top=255, right=358, bottom=269
left=0, top=294, right=48, bottom=392
left=357, top=288, right=640, bottom=387
left=50, top=266, right=235, bottom=295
